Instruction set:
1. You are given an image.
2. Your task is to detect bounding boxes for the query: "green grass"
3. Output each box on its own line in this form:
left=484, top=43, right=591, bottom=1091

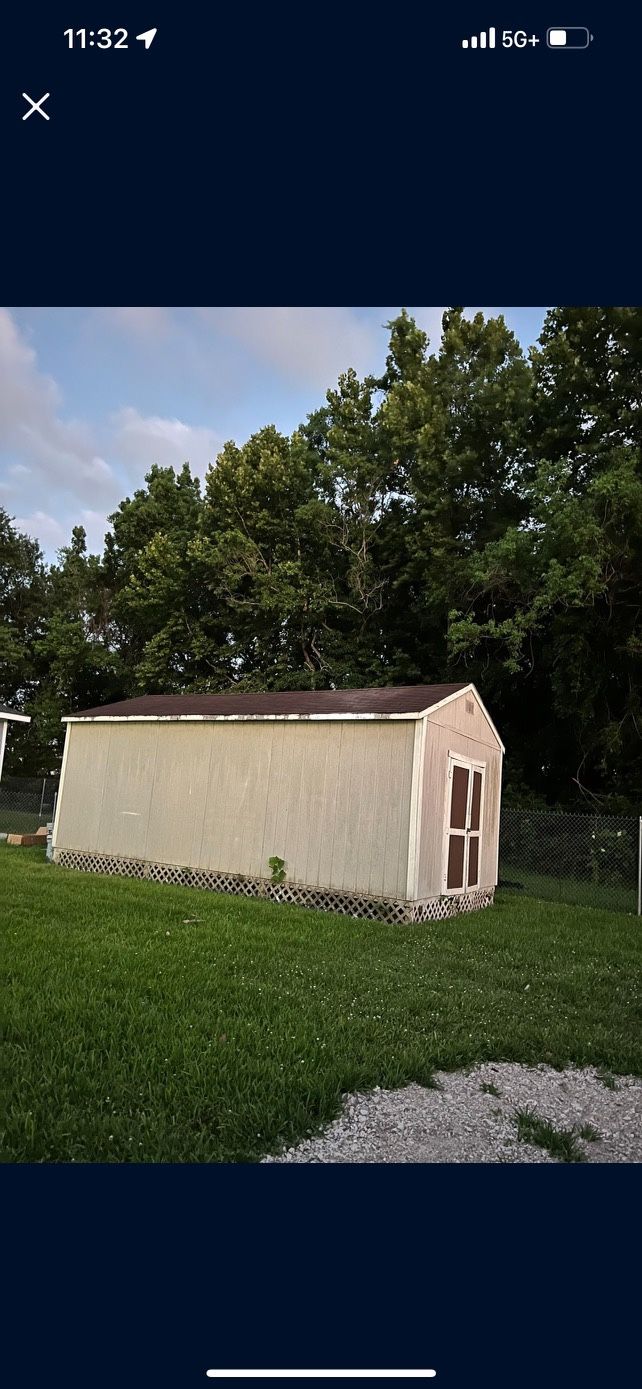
left=577, top=1122, right=600, bottom=1142
left=480, top=1081, right=501, bottom=1097
left=596, top=1067, right=618, bottom=1090
left=515, top=1108, right=601, bottom=1163
left=499, top=864, right=636, bottom=915
left=0, top=810, right=46, bottom=835
left=2, top=845, right=641, bottom=1164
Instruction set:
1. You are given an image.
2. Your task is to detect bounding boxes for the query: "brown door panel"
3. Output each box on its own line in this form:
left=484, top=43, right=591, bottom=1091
left=450, top=764, right=469, bottom=829
left=447, top=835, right=465, bottom=889
left=467, top=835, right=479, bottom=887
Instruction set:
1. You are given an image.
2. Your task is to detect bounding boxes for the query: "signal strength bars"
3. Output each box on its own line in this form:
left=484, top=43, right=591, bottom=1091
left=462, top=27, right=496, bottom=49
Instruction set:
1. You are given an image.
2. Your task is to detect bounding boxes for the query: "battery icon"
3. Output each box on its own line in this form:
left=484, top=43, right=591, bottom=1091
left=547, top=26, right=593, bottom=48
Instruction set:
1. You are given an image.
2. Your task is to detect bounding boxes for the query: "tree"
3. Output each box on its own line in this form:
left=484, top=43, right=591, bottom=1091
left=0, top=507, right=47, bottom=702
left=449, top=308, right=642, bottom=806
left=27, top=526, right=123, bottom=769
left=531, top=307, right=642, bottom=484
left=0, top=509, right=49, bottom=772
left=197, top=426, right=334, bottom=686
left=105, top=464, right=217, bottom=691
left=373, top=308, right=533, bottom=680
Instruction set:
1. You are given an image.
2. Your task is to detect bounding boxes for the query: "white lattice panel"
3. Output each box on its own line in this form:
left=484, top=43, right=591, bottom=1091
left=53, top=849, right=494, bottom=924
left=410, top=888, right=495, bottom=922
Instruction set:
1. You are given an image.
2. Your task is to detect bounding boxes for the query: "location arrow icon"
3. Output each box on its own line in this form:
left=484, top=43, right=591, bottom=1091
left=135, top=28, right=157, bottom=49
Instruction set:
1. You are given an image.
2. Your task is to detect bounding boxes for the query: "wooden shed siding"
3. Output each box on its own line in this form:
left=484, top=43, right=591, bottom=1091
left=146, top=724, right=212, bottom=867
left=53, top=723, right=112, bottom=853
left=417, top=710, right=502, bottom=900
left=54, top=718, right=415, bottom=899
left=428, top=689, right=501, bottom=751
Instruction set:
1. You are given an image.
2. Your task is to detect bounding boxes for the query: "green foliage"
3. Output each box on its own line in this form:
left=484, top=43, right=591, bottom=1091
left=1, top=307, right=640, bottom=804
left=268, top=855, right=287, bottom=884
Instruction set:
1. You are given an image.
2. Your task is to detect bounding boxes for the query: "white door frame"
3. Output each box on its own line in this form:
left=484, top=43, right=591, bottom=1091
left=442, top=751, right=486, bottom=895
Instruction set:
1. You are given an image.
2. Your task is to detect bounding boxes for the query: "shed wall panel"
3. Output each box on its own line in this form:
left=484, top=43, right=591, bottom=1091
left=417, top=714, right=502, bottom=899
left=144, top=724, right=212, bottom=867
left=95, top=725, right=156, bottom=860
left=53, top=723, right=113, bottom=852
left=55, top=718, right=415, bottom=899
left=313, top=727, right=342, bottom=890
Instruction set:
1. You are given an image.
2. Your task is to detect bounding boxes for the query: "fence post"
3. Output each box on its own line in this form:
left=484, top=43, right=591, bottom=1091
left=38, top=777, right=46, bottom=821
left=638, top=817, right=642, bottom=917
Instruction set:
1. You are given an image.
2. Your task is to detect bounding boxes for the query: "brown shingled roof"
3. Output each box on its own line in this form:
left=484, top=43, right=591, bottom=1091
left=69, top=684, right=468, bottom=720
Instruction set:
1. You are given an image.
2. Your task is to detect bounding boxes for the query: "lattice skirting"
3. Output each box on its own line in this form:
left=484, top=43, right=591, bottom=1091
left=411, top=887, right=495, bottom=922
left=53, top=848, right=494, bottom=923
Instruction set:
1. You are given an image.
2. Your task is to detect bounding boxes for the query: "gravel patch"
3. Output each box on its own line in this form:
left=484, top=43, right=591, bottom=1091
left=263, top=1063, right=642, bottom=1163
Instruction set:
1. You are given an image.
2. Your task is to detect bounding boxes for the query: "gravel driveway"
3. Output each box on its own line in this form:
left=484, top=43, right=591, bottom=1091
left=263, top=1063, right=642, bottom=1163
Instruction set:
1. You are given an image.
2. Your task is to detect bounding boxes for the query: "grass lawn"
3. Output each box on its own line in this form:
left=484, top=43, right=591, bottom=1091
left=499, top=865, right=636, bottom=916
left=2, top=845, right=640, bottom=1164
left=0, top=809, right=46, bottom=835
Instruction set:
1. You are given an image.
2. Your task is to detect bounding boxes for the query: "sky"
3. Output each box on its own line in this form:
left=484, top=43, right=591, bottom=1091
left=0, top=306, right=547, bottom=560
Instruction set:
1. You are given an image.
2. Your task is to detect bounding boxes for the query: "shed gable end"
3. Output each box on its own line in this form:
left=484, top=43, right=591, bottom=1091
left=426, top=685, right=504, bottom=751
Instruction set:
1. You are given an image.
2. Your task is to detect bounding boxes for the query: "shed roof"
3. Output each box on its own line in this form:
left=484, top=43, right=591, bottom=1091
left=0, top=704, right=31, bottom=723
left=68, top=684, right=468, bottom=721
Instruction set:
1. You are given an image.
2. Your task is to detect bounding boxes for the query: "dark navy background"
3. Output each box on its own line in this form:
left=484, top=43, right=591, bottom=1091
left=3, top=4, right=641, bottom=1386
left=3, top=3, right=641, bottom=301
left=5, top=1165, right=641, bottom=1386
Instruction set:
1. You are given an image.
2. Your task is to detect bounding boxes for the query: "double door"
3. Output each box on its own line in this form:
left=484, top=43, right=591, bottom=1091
left=444, top=754, right=485, bottom=894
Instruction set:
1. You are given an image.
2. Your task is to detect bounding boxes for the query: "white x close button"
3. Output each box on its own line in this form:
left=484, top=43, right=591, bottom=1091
left=22, top=92, right=50, bottom=121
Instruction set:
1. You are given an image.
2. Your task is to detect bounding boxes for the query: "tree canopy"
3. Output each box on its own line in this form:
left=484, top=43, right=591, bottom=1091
left=2, top=307, right=640, bottom=809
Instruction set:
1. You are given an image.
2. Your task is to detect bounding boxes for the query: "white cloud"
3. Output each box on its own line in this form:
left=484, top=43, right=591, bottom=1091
left=198, top=307, right=383, bottom=390
left=0, top=308, right=118, bottom=505
left=10, top=507, right=109, bottom=559
left=14, top=510, right=66, bottom=550
left=0, top=310, right=228, bottom=556
left=112, top=406, right=220, bottom=478
left=0, top=308, right=126, bottom=556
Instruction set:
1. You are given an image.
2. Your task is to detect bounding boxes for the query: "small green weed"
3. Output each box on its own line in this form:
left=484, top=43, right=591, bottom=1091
left=268, top=855, right=286, bottom=884
left=515, top=1108, right=595, bottom=1163
left=577, top=1122, right=600, bottom=1142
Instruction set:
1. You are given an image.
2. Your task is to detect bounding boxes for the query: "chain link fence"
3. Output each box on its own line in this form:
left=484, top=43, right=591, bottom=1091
left=499, top=806, right=641, bottom=915
left=0, top=775, right=59, bottom=835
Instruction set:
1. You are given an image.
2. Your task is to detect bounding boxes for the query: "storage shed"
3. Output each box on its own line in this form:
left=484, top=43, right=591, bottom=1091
left=52, top=684, right=504, bottom=923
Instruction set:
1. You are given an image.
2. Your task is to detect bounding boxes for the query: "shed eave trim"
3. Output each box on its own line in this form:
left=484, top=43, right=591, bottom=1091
left=62, top=711, right=422, bottom=725
left=0, top=711, right=31, bottom=723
